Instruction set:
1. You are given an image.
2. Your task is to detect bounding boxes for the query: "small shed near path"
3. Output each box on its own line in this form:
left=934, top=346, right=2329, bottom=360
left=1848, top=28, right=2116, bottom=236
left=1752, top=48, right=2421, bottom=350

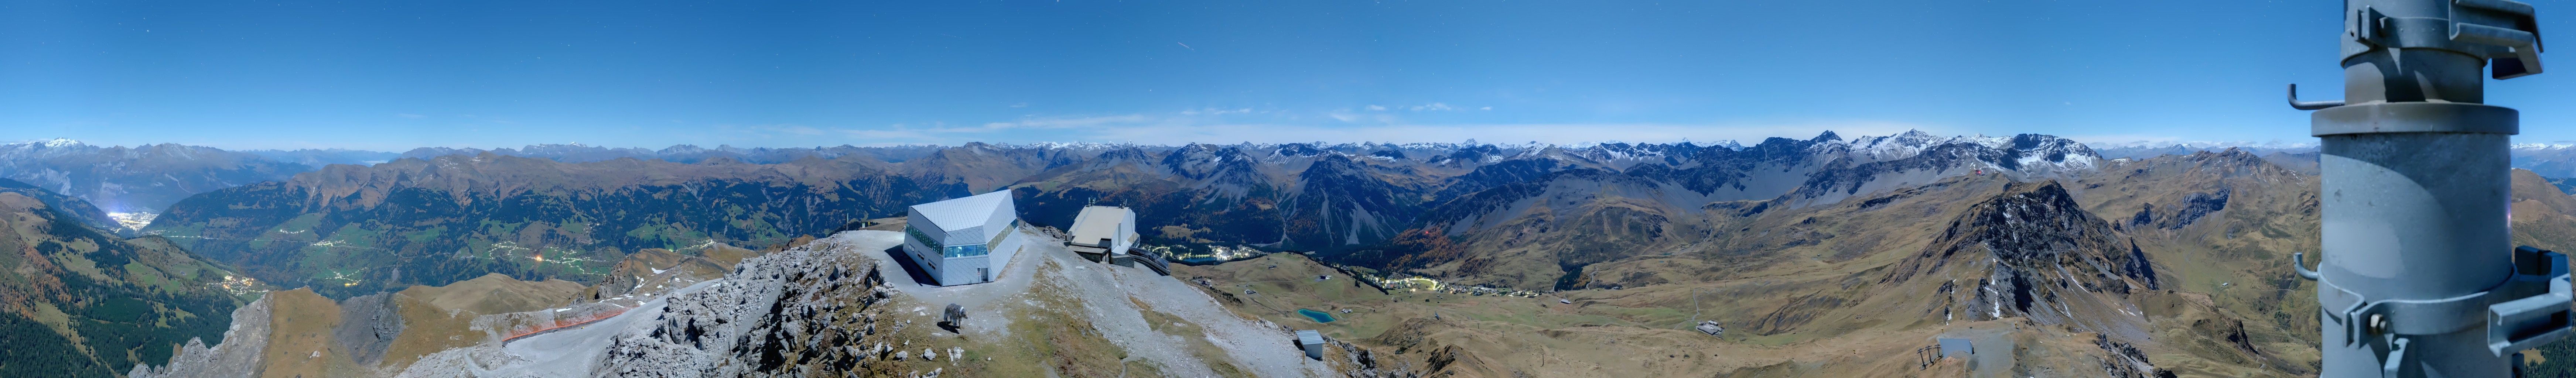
left=1937, top=337, right=1974, bottom=359
left=1296, top=330, right=1326, bottom=360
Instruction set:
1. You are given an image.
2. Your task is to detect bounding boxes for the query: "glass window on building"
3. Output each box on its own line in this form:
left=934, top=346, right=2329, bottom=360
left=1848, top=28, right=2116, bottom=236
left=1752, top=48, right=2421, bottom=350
left=906, top=226, right=943, bottom=250
left=944, top=244, right=987, bottom=258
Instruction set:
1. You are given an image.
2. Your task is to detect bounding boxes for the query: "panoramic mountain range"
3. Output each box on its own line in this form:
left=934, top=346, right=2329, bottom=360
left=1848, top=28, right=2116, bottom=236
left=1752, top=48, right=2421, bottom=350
left=14, top=135, right=2576, bottom=221
left=125, top=131, right=2113, bottom=299
left=15, top=132, right=2576, bottom=377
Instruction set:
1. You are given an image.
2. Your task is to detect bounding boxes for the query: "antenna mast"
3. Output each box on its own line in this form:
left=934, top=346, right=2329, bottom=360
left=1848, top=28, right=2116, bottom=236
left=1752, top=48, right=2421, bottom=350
left=2290, top=0, right=2566, bottom=376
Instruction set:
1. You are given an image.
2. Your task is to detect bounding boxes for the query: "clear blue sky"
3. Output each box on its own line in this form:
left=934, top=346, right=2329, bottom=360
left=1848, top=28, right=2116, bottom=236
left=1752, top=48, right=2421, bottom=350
left=4, top=0, right=2570, bottom=151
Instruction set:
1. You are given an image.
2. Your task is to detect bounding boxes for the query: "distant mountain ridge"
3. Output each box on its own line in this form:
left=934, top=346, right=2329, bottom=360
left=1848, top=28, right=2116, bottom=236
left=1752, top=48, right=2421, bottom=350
left=0, top=140, right=324, bottom=213
left=141, top=130, right=2108, bottom=299
left=0, top=135, right=2149, bottom=217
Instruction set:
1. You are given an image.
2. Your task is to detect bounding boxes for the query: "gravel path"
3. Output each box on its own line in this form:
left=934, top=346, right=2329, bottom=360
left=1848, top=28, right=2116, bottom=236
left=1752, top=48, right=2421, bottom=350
left=392, top=279, right=725, bottom=378
left=1039, top=234, right=1333, bottom=378
left=1106, top=256, right=1335, bottom=378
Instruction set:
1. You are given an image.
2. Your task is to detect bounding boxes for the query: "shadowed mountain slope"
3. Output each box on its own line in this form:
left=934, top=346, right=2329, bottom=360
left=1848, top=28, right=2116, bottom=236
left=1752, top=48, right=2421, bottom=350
left=0, top=177, right=129, bottom=235
left=0, top=188, right=246, bottom=378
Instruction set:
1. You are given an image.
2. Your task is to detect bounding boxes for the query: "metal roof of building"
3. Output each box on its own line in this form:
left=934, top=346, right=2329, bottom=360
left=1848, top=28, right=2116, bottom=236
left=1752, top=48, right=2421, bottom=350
left=911, top=190, right=1013, bottom=232
left=1069, top=206, right=1132, bottom=245
left=1296, top=330, right=1324, bottom=346
left=1936, top=338, right=1973, bottom=359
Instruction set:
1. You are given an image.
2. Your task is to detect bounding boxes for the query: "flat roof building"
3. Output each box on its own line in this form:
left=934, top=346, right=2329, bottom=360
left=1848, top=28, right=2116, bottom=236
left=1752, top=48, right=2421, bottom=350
left=1296, top=330, right=1326, bottom=360
left=1936, top=338, right=1974, bottom=359
left=1695, top=320, right=1725, bottom=336
left=901, top=191, right=1024, bottom=286
left=1067, top=206, right=1138, bottom=261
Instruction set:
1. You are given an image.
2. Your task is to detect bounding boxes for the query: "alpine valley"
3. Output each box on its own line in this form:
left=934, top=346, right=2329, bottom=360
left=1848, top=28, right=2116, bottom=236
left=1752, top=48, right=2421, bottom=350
left=13, top=132, right=2576, bottom=377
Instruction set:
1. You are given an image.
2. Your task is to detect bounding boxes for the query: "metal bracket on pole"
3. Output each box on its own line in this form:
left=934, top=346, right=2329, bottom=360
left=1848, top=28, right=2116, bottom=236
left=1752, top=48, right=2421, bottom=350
left=2307, top=248, right=2575, bottom=359
left=2387, top=337, right=2412, bottom=377
left=2296, top=252, right=2323, bottom=281
left=2451, top=0, right=2546, bottom=79
left=2486, top=247, right=2573, bottom=355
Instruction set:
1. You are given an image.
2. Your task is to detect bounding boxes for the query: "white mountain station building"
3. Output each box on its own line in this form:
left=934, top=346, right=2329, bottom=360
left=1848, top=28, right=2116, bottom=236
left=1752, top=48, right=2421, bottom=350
left=1066, top=205, right=1138, bottom=262
left=901, top=190, right=1025, bottom=286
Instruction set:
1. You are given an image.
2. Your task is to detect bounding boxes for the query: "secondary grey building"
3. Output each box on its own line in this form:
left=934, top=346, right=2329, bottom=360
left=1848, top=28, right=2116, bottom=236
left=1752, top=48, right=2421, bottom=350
left=901, top=190, right=1025, bottom=286
left=1296, top=330, right=1326, bottom=360
left=1067, top=205, right=1138, bottom=262
left=1937, top=337, right=1973, bottom=359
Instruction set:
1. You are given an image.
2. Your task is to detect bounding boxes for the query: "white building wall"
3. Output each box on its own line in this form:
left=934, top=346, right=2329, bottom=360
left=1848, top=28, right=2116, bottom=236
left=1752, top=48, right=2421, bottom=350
left=1114, top=209, right=1137, bottom=255
left=906, top=207, right=948, bottom=243
left=986, top=228, right=1022, bottom=281
left=946, top=225, right=985, bottom=245
left=903, top=190, right=1023, bottom=286
left=983, top=194, right=1018, bottom=234
left=941, top=255, right=990, bottom=284
left=901, top=226, right=945, bottom=283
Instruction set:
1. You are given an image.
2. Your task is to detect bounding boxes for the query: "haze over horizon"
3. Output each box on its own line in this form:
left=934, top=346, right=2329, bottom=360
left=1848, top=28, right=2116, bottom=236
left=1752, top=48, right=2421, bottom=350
left=8, top=0, right=2574, bottom=150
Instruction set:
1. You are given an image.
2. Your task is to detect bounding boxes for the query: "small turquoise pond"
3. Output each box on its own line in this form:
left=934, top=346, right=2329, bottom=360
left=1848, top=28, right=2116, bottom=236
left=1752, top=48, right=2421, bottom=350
left=1296, top=309, right=1337, bottom=323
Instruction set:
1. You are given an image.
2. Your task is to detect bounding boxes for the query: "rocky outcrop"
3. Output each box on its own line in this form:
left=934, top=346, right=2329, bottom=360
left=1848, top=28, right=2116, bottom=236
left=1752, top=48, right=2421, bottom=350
left=334, top=293, right=407, bottom=365
left=128, top=296, right=275, bottom=378
left=1885, top=181, right=2161, bottom=329
left=592, top=238, right=894, bottom=377
left=2095, top=334, right=2175, bottom=378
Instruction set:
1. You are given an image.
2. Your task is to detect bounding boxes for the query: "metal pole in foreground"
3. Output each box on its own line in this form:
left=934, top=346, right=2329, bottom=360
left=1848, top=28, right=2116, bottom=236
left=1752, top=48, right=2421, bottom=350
left=2289, top=0, right=2568, bottom=376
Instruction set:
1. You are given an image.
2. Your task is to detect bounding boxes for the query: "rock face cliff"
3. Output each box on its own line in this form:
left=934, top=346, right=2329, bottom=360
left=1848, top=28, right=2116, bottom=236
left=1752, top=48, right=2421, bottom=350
left=126, top=298, right=274, bottom=378
left=1885, top=181, right=2160, bottom=324
left=592, top=241, right=895, bottom=377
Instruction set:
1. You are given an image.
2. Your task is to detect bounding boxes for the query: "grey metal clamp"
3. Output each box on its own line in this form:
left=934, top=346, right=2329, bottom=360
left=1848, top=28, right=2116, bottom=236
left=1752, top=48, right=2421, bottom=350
left=2297, top=248, right=2575, bottom=360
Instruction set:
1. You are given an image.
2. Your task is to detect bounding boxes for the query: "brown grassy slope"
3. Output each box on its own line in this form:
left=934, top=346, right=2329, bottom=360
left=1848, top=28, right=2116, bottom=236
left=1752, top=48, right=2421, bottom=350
left=1183, top=250, right=2115, bottom=378
left=1403, top=169, right=1727, bottom=291
left=591, top=248, right=726, bottom=299
left=372, top=293, right=479, bottom=372
left=394, top=273, right=585, bottom=316
left=257, top=289, right=359, bottom=378
left=2068, top=149, right=2322, bottom=375
left=1215, top=153, right=2340, bottom=377
left=2510, top=168, right=2576, bottom=252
